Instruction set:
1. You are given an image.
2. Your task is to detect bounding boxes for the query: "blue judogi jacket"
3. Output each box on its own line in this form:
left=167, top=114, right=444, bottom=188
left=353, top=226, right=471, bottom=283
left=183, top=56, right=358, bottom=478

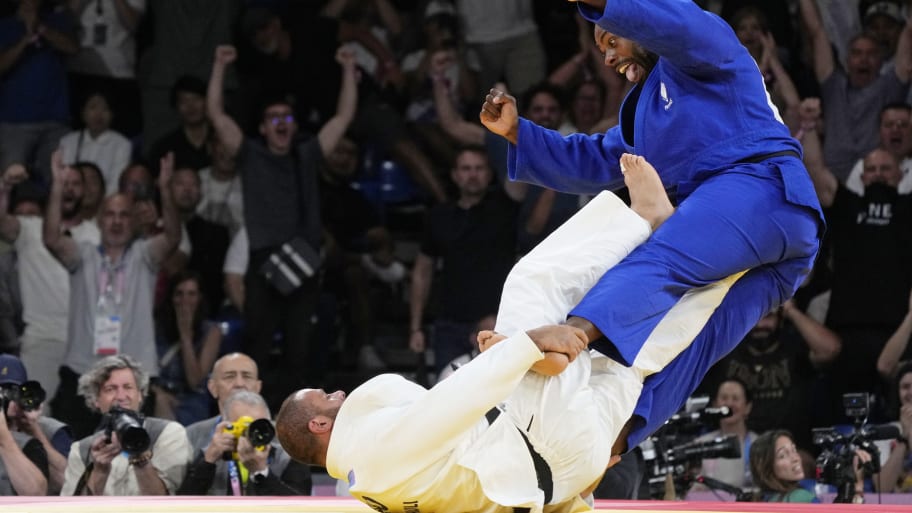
left=507, top=0, right=825, bottom=449
left=509, top=0, right=814, bottom=204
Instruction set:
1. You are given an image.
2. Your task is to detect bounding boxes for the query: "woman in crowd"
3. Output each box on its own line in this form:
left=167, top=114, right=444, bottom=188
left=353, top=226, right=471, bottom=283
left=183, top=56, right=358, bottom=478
left=876, top=362, right=912, bottom=492
left=692, top=378, right=758, bottom=491
left=152, top=270, right=221, bottom=425
left=750, top=430, right=820, bottom=502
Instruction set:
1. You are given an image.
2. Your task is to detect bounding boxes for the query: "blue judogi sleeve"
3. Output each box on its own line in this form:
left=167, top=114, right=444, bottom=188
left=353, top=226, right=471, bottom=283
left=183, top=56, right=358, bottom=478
left=507, top=119, right=626, bottom=195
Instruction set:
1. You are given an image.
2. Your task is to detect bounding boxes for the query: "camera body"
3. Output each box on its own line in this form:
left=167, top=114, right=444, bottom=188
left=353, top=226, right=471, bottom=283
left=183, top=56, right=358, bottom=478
left=101, top=405, right=150, bottom=456
left=813, top=393, right=892, bottom=503
left=641, top=399, right=743, bottom=499
left=222, top=415, right=276, bottom=459
left=0, top=380, right=46, bottom=417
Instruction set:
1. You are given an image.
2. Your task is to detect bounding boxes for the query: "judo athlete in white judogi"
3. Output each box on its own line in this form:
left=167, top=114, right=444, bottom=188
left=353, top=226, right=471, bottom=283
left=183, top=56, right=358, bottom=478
left=275, top=155, right=745, bottom=513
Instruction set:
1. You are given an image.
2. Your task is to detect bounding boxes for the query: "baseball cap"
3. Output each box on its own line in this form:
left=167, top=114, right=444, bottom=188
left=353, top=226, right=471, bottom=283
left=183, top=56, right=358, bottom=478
left=864, top=2, right=905, bottom=24
left=0, top=354, right=26, bottom=386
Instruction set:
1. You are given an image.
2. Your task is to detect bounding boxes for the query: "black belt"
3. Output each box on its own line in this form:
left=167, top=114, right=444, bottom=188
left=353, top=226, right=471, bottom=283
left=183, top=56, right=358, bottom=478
left=736, top=149, right=800, bottom=164
left=486, top=407, right=553, bottom=505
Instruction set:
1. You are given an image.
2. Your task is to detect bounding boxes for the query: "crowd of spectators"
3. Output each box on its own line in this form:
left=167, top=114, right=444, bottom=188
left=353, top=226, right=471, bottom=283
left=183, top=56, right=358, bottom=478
left=0, top=0, right=911, bottom=502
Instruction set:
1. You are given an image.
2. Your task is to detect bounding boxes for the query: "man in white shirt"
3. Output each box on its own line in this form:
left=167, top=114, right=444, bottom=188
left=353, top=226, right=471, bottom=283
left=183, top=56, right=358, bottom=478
left=0, top=160, right=99, bottom=401
left=197, top=136, right=243, bottom=236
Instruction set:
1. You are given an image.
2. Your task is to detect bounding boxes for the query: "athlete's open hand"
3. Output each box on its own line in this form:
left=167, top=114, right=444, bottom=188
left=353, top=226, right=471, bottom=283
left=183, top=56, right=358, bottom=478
left=480, top=88, right=519, bottom=145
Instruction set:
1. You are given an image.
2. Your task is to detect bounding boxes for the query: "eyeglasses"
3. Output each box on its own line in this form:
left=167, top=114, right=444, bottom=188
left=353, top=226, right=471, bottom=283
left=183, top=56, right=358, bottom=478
left=266, top=114, right=294, bottom=125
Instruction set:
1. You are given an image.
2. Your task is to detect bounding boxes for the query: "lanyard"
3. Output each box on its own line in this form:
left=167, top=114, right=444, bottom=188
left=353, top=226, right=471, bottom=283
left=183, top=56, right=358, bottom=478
left=98, top=250, right=126, bottom=306
left=227, top=460, right=244, bottom=496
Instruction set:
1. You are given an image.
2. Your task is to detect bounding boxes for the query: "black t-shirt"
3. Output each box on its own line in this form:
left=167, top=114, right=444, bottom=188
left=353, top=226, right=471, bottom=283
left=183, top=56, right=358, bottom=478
left=319, top=177, right=381, bottom=253
left=825, top=183, right=912, bottom=329
left=703, top=323, right=816, bottom=450
left=420, top=189, right=518, bottom=322
left=146, top=128, right=212, bottom=172
left=185, top=216, right=230, bottom=312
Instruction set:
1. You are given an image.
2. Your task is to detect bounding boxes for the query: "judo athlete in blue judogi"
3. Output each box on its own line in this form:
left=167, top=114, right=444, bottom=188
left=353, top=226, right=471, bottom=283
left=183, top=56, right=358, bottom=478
left=481, top=0, right=825, bottom=452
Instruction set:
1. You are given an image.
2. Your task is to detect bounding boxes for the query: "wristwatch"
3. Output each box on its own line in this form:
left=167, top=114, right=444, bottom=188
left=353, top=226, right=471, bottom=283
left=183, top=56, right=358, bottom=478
left=252, top=468, right=269, bottom=484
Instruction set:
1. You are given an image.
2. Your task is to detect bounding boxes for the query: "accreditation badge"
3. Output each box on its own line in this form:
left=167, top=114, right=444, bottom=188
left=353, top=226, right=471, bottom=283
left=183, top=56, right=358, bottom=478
left=94, top=315, right=122, bottom=355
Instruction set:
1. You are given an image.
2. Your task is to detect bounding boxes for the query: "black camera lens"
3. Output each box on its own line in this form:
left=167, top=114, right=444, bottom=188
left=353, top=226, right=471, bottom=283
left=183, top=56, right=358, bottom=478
left=104, top=406, right=150, bottom=455
left=246, top=418, right=275, bottom=447
left=18, top=380, right=46, bottom=412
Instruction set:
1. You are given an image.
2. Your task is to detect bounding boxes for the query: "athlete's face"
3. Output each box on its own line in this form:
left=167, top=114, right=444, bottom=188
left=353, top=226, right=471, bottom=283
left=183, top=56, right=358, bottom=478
left=300, top=388, right=346, bottom=420
left=594, top=26, right=653, bottom=84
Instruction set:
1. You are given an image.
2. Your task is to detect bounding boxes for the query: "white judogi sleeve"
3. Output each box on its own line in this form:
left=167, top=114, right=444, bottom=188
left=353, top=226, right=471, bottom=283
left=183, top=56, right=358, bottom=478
left=326, top=333, right=544, bottom=507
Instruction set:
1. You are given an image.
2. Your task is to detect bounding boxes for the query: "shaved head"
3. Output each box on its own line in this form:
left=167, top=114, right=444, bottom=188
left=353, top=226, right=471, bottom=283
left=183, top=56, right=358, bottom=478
left=276, top=390, right=321, bottom=463
left=276, top=388, right=344, bottom=465
left=207, top=352, right=261, bottom=412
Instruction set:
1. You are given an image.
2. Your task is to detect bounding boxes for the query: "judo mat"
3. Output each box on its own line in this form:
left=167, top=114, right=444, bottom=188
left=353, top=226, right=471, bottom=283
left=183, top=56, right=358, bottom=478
left=2, top=497, right=912, bottom=513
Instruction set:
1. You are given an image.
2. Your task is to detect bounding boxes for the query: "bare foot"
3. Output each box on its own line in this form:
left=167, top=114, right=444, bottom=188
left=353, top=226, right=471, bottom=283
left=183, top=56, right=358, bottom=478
left=620, top=153, right=674, bottom=230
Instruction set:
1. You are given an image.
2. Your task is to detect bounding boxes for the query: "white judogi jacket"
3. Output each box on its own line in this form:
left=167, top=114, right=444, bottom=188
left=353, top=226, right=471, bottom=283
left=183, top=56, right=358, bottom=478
left=325, top=332, right=642, bottom=513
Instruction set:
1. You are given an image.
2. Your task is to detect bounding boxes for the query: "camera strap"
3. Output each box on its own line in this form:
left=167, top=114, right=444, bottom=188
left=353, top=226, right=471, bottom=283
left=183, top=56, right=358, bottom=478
left=73, top=461, right=94, bottom=496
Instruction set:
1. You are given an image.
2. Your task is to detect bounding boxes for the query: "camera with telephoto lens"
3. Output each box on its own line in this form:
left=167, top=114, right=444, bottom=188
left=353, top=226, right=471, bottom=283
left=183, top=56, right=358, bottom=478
left=222, top=415, right=275, bottom=460
left=640, top=396, right=747, bottom=500
left=101, top=405, right=150, bottom=456
left=813, top=392, right=900, bottom=503
left=0, top=380, right=46, bottom=416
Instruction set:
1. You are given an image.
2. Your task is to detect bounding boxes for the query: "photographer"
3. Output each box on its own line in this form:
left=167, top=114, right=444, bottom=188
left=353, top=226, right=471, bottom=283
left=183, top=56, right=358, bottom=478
left=60, top=355, right=192, bottom=495
left=178, top=389, right=310, bottom=495
left=0, top=354, right=48, bottom=495
left=691, top=379, right=758, bottom=492
left=0, top=354, right=71, bottom=494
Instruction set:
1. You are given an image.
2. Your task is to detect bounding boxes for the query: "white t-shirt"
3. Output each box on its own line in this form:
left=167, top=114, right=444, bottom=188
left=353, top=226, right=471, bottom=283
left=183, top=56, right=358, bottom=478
left=67, top=0, right=147, bottom=78
left=223, top=227, right=248, bottom=276
left=455, top=0, right=538, bottom=44
left=59, top=129, right=132, bottom=196
left=197, top=167, right=244, bottom=235
left=15, top=216, right=100, bottom=341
